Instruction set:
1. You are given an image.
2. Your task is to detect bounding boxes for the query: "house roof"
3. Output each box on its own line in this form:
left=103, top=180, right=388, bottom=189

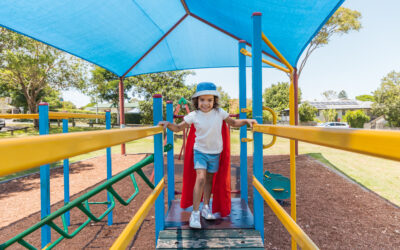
left=307, top=100, right=373, bottom=110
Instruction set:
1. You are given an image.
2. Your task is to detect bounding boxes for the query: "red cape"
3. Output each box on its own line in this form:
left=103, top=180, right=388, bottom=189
left=180, top=122, right=231, bottom=217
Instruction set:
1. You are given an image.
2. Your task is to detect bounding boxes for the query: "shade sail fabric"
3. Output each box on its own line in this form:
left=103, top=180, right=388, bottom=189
left=0, top=0, right=343, bottom=77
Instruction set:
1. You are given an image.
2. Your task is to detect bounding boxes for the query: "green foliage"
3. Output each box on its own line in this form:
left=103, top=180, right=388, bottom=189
left=298, top=7, right=362, bottom=77
left=0, top=28, right=87, bottom=116
left=343, top=110, right=370, bottom=128
left=131, top=71, right=196, bottom=124
left=125, top=113, right=142, bottom=124
left=322, top=109, right=338, bottom=122
left=372, top=71, right=400, bottom=127
left=263, top=82, right=301, bottom=113
left=338, top=90, right=348, bottom=99
left=322, top=90, right=337, bottom=100
left=356, top=94, right=375, bottom=102
left=299, top=102, right=317, bottom=122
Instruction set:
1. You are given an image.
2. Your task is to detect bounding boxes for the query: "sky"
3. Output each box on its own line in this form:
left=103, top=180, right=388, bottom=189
left=63, top=0, right=400, bottom=107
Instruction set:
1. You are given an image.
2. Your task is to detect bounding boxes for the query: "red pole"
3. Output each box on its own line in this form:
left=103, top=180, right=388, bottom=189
left=119, top=77, right=126, bottom=155
left=293, top=68, right=299, bottom=156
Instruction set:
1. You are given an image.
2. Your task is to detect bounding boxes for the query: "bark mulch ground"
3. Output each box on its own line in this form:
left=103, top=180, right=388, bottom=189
left=1, top=154, right=399, bottom=249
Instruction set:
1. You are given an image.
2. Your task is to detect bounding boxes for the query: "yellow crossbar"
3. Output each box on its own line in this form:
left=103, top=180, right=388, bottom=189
left=253, top=124, right=400, bottom=162
left=253, top=177, right=318, bottom=250
left=0, top=114, right=39, bottom=119
left=261, top=33, right=294, bottom=72
left=0, top=113, right=105, bottom=119
left=240, top=48, right=290, bottom=73
left=111, top=178, right=165, bottom=250
left=0, top=126, right=162, bottom=177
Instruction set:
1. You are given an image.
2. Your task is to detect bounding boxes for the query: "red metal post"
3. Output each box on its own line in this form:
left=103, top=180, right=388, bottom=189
left=119, top=77, right=126, bottom=155
left=293, top=68, right=299, bottom=156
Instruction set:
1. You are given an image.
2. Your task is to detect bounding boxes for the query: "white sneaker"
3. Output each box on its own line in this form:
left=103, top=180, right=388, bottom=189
left=201, top=204, right=216, bottom=220
left=189, top=211, right=201, bottom=229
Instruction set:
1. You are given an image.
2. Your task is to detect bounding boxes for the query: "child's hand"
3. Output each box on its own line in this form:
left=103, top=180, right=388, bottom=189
left=246, top=119, right=258, bottom=128
left=158, top=121, right=170, bottom=129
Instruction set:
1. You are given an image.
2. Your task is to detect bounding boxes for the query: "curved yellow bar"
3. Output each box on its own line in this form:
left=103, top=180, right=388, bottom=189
left=253, top=124, right=400, bottom=162
left=0, top=114, right=39, bottom=119
left=0, top=126, right=163, bottom=177
left=261, top=33, right=294, bottom=73
left=48, top=112, right=105, bottom=119
left=253, top=176, right=318, bottom=250
left=240, top=48, right=290, bottom=73
left=111, top=178, right=165, bottom=250
left=262, top=106, right=277, bottom=149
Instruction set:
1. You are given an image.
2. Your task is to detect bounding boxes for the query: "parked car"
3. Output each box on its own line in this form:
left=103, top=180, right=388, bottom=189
left=0, top=119, right=5, bottom=128
left=317, top=122, right=350, bottom=128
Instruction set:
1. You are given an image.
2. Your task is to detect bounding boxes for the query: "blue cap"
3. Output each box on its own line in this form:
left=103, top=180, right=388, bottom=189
left=192, top=82, right=220, bottom=98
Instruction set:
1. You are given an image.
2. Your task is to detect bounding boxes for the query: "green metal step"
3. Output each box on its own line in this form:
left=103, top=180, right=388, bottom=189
left=156, top=229, right=264, bottom=249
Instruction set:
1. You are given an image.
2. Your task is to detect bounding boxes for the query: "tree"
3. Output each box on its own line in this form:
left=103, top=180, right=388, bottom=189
left=263, top=82, right=301, bottom=113
left=356, top=94, right=375, bottom=102
left=343, top=110, right=370, bottom=128
left=372, top=71, right=400, bottom=127
left=299, top=102, right=318, bottom=122
left=0, top=28, right=87, bottom=125
left=298, top=7, right=362, bottom=77
left=338, top=90, right=348, bottom=99
left=322, top=109, right=338, bottom=122
left=131, top=71, right=196, bottom=124
left=322, top=90, right=337, bottom=100
left=217, top=86, right=230, bottom=111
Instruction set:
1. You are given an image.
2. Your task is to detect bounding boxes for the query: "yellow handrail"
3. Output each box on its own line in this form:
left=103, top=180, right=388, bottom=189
left=0, top=126, right=163, bottom=177
left=0, top=113, right=105, bottom=119
left=262, top=107, right=277, bottom=149
left=261, top=33, right=294, bottom=73
left=111, top=178, right=165, bottom=250
left=253, top=124, right=400, bottom=162
left=0, top=114, right=39, bottom=119
left=253, top=176, right=318, bottom=250
left=240, top=48, right=290, bottom=73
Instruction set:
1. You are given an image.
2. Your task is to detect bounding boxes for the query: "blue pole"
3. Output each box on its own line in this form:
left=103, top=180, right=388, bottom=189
left=166, top=101, right=174, bottom=208
left=252, top=12, right=264, bottom=241
left=239, top=40, right=248, bottom=203
left=39, top=103, right=51, bottom=248
left=153, top=94, right=164, bottom=243
left=62, top=118, right=70, bottom=226
left=106, top=111, right=113, bottom=225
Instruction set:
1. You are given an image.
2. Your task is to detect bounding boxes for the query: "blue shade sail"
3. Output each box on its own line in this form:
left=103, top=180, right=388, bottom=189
left=0, top=0, right=343, bottom=77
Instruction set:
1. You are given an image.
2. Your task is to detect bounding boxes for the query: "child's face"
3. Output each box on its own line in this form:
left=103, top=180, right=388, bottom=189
left=198, top=95, right=214, bottom=113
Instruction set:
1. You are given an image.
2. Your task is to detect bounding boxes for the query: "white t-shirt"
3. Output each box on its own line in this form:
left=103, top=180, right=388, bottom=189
left=184, top=108, right=229, bottom=154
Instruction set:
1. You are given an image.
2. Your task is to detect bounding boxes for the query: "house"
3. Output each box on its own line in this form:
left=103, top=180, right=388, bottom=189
left=281, top=99, right=373, bottom=122
left=84, top=102, right=140, bottom=114
left=0, top=97, right=20, bottom=114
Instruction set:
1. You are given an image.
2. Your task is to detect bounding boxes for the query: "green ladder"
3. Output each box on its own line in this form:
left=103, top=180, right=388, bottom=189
left=156, top=229, right=264, bottom=249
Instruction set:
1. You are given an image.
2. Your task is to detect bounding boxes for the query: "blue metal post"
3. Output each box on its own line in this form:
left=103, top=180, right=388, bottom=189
left=252, top=12, right=264, bottom=240
left=239, top=40, right=248, bottom=203
left=153, top=94, right=164, bottom=242
left=166, top=101, right=174, bottom=208
left=106, top=111, right=113, bottom=225
left=62, top=119, right=70, bottom=226
left=39, top=103, right=51, bottom=248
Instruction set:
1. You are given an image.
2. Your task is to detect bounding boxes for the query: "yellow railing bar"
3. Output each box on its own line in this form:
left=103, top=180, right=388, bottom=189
left=262, top=106, right=277, bottom=149
left=0, top=113, right=105, bottom=119
left=0, top=114, right=39, bottom=119
left=111, top=178, right=165, bottom=250
left=261, top=32, right=294, bottom=73
left=253, top=176, right=318, bottom=250
left=48, top=112, right=105, bottom=119
left=253, top=124, right=400, bottom=162
left=0, top=126, right=163, bottom=177
left=240, top=48, right=290, bottom=73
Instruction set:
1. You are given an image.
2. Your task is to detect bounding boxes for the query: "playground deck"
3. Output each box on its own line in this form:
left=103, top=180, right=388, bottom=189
left=1, top=155, right=399, bottom=249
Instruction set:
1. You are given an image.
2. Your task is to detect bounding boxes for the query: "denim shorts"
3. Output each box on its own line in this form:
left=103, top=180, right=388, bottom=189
left=193, top=150, right=221, bottom=173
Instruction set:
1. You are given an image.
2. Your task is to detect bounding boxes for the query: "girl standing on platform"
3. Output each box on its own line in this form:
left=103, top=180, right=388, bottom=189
left=159, top=82, right=257, bottom=229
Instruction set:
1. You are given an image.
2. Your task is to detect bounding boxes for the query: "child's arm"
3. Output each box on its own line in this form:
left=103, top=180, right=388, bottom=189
left=158, top=121, right=190, bottom=132
left=224, top=117, right=258, bottom=128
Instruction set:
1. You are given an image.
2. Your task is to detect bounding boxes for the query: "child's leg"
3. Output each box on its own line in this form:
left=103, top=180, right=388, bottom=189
left=193, top=169, right=207, bottom=211
left=202, top=172, right=214, bottom=206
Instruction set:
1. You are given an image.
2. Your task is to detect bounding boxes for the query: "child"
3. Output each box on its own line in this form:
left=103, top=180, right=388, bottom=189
left=158, top=82, right=257, bottom=229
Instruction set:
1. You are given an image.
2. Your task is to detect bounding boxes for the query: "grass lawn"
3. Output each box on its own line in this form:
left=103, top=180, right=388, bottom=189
left=1, top=126, right=399, bottom=207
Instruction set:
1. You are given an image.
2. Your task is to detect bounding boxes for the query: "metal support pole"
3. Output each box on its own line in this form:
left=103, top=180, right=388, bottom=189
left=62, top=118, right=70, bottom=226
left=153, top=94, right=164, bottom=243
left=252, top=12, right=264, bottom=241
left=239, top=40, right=248, bottom=203
left=166, top=101, right=174, bottom=208
left=39, top=102, right=51, bottom=248
left=119, top=77, right=126, bottom=155
left=105, top=111, right=113, bottom=225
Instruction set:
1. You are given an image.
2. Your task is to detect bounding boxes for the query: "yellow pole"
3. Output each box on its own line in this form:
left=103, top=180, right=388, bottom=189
left=289, top=73, right=297, bottom=250
left=240, top=48, right=291, bottom=73
left=261, top=33, right=294, bottom=72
